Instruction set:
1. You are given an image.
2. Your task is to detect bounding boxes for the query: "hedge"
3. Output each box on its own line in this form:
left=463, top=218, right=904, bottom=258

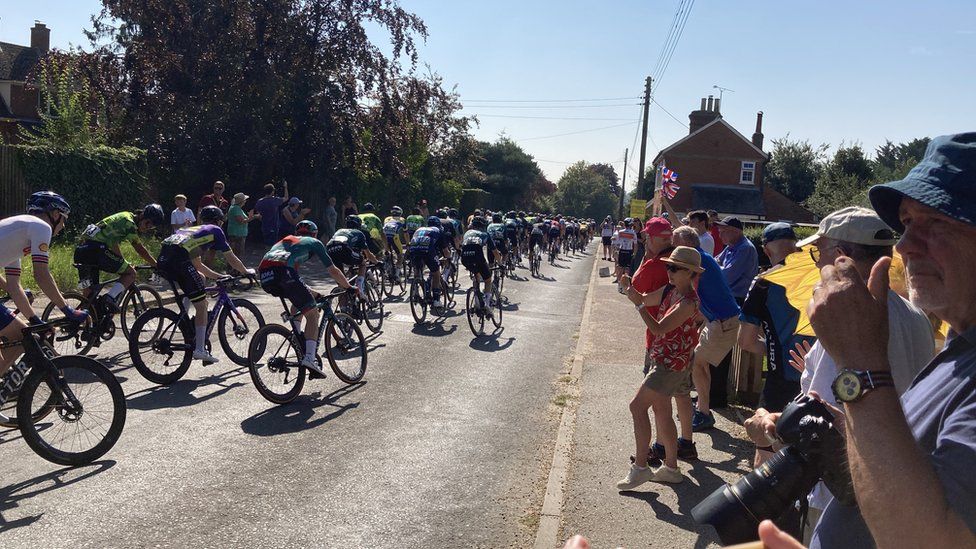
left=16, top=144, right=150, bottom=233
left=743, top=223, right=817, bottom=267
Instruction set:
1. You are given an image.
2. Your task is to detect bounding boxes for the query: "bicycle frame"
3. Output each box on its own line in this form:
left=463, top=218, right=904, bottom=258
left=160, top=275, right=248, bottom=345
left=0, top=321, right=83, bottom=413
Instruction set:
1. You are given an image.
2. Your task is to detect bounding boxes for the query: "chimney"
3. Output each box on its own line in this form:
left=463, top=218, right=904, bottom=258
left=752, top=111, right=764, bottom=150
left=688, top=97, right=722, bottom=135
left=713, top=97, right=721, bottom=113
left=31, top=21, right=50, bottom=55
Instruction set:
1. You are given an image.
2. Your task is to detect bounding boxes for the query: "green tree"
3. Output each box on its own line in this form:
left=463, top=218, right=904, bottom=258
left=555, top=161, right=617, bottom=219
left=471, top=138, right=547, bottom=210
left=875, top=137, right=930, bottom=172
left=586, top=162, right=620, bottom=196
left=765, top=137, right=828, bottom=203
left=18, top=56, right=104, bottom=149
left=803, top=144, right=874, bottom=217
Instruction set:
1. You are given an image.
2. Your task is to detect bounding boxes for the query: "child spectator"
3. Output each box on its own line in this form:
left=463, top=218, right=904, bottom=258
left=171, top=194, right=195, bottom=232
left=227, top=192, right=256, bottom=257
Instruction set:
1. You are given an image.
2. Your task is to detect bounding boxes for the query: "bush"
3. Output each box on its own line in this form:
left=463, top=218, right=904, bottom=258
left=743, top=224, right=817, bottom=267
left=16, top=144, right=150, bottom=233
left=16, top=237, right=162, bottom=293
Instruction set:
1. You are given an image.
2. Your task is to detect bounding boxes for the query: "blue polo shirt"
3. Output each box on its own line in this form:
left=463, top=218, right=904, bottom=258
left=716, top=236, right=759, bottom=299
left=695, top=247, right=740, bottom=322
left=812, top=327, right=976, bottom=547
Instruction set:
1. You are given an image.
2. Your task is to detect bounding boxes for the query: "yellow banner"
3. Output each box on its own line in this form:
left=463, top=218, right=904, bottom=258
left=629, top=199, right=647, bottom=218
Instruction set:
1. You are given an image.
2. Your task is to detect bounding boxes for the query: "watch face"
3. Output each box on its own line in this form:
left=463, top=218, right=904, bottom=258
left=833, top=370, right=863, bottom=402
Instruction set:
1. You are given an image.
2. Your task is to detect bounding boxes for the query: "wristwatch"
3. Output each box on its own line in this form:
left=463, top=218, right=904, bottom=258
left=831, top=369, right=895, bottom=403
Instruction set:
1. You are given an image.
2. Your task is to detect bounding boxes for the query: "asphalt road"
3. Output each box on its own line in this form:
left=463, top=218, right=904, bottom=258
left=1, top=244, right=596, bottom=548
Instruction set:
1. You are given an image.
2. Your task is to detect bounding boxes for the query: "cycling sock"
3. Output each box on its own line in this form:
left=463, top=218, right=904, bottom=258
left=305, top=339, right=317, bottom=358
left=356, top=275, right=365, bottom=292
left=106, top=282, right=125, bottom=300
left=195, top=325, right=207, bottom=352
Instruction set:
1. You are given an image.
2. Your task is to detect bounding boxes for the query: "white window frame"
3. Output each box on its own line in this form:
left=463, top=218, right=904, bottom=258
left=740, top=161, right=756, bottom=185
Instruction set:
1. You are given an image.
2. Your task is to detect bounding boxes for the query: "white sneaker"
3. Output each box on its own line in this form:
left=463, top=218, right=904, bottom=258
left=301, top=354, right=326, bottom=376
left=616, top=464, right=654, bottom=491
left=192, top=349, right=219, bottom=364
left=651, top=465, right=684, bottom=484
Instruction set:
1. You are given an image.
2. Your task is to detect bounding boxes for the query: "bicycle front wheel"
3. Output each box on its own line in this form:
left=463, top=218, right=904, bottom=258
left=41, top=292, right=95, bottom=356
left=409, top=281, right=427, bottom=324
left=218, top=298, right=265, bottom=366
left=129, top=307, right=193, bottom=385
left=18, top=355, right=126, bottom=466
left=120, top=284, right=163, bottom=339
left=466, top=287, right=485, bottom=337
left=248, top=323, right=306, bottom=405
left=325, top=313, right=367, bottom=384
left=362, top=282, right=384, bottom=333
left=491, top=284, right=504, bottom=328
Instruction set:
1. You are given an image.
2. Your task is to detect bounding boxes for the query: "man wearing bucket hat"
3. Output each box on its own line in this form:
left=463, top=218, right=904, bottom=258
left=618, top=246, right=704, bottom=491
left=755, top=133, right=976, bottom=548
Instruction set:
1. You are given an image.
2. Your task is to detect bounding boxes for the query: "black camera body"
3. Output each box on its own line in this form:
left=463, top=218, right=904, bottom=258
left=691, top=395, right=852, bottom=545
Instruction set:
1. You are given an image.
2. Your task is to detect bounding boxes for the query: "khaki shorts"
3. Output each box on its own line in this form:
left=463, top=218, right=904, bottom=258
left=694, top=316, right=740, bottom=366
left=642, top=356, right=693, bottom=396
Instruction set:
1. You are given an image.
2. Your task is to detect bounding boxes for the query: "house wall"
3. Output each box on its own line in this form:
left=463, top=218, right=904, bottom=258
left=0, top=82, right=11, bottom=113
left=9, top=84, right=39, bottom=119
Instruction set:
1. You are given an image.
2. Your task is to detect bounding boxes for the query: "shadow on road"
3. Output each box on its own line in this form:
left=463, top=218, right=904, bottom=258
left=240, top=382, right=365, bottom=436
left=468, top=329, right=515, bottom=352
left=0, top=460, right=116, bottom=535
left=410, top=318, right=458, bottom=337
left=125, top=366, right=249, bottom=411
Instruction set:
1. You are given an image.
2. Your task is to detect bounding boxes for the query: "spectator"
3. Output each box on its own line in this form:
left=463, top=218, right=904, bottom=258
left=621, top=218, right=674, bottom=375
left=227, top=192, right=256, bottom=257
left=715, top=216, right=759, bottom=301
left=254, top=182, right=287, bottom=246
left=342, top=196, right=358, bottom=218
left=670, top=226, right=741, bottom=432
left=170, top=194, right=195, bottom=232
left=707, top=210, right=724, bottom=255
left=418, top=199, right=429, bottom=219
left=279, top=197, right=311, bottom=239
left=600, top=216, right=614, bottom=260
left=325, top=196, right=338, bottom=237
left=613, top=219, right=638, bottom=291
left=661, top=197, right=715, bottom=256
left=198, top=180, right=229, bottom=217
left=617, top=246, right=703, bottom=490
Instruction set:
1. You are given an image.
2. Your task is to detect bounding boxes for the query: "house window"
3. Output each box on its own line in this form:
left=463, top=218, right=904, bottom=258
left=740, top=161, right=756, bottom=184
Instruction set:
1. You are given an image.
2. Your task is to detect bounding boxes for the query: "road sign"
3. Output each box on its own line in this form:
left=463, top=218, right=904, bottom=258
left=629, top=199, right=647, bottom=218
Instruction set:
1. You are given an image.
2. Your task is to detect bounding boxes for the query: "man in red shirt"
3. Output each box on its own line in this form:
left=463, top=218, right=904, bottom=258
left=707, top=210, right=724, bottom=255
left=621, top=217, right=674, bottom=374
left=198, top=180, right=230, bottom=217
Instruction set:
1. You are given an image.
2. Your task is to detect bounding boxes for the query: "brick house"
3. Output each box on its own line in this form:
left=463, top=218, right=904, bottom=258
left=0, top=22, right=49, bottom=142
left=651, top=96, right=817, bottom=223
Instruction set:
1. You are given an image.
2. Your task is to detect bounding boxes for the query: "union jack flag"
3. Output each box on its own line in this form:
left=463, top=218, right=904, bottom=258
left=661, top=167, right=680, bottom=199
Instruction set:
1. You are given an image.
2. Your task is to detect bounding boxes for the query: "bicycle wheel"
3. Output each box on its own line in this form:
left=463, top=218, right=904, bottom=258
left=497, top=268, right=505, bottom=294
left=325, top=313, right=367, bottom=384
left=218, top=298, right=265, bottom=366
left=0, top=362, right=57, bottom=428
left=491, top=282, right=504, bottom=328
left=18, top=355, right=126, bottom=466
left=129, top=308, right=193, bottom=385
left=41, top=292, right=95, bottom=356
left=465, top=287, right=485, bottom=337
left=396, top=259, right=408, bottom=294
left=247, top=324, right=306, bottom=404
left=381, top=260, right=396, bottom=298
left=120, top=284, right=163, bottom=340
left=409, top=280, right=427, bottom=324
left=362, top=282, right=384, bottom=333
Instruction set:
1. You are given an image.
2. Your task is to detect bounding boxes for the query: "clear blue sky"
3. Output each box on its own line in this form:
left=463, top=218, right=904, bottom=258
left=4, top=1, right=974, bottom=191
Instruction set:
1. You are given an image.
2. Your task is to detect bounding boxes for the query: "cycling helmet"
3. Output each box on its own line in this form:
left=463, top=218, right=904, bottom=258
left=363, top=202, right=375, bottom=212
left=390, top=205, right=403, bottom=217
left=470, top=216, right=487, bottom=230
left=448, top=208, right=460, bottom=219
left=474, top=209, right=483, bottom=216
left=436, top=209, right=448, bottom=219
left=491, top=213, right=502, bottom=223
left=505, top=211, right=516, bottom=219
left=200, top=205, right=225, bottom=224
left=296, top=220, right=318, bottom=236
left=427, top=215, right=441, bottom=227
left=141, top=203, right=165, bottom=226
left=345, top=215, right=363, bottom=229
left=27, top=191, right=71, bottom=215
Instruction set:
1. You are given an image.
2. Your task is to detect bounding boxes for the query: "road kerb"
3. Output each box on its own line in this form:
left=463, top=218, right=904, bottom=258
left=533, top=251, right=600, bottom=549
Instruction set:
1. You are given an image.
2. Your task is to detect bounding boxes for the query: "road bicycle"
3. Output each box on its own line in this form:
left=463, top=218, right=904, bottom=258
left=341, top=264, right=384, bottom=333
left=41, top=264, right=162, bottom=356
left=247, top=288, right=367, bottom=404
left=0, top=314, right=126, bottom=465
left=408, top=260, right=455, bottom=324
left=548, top=240, right=559, bottom=265
left=380, top=248, right=407, bottom=298
left=530, top=244, right=542, bottom=278
left=127, top=274, right=264, bottom=384
left=465, top=266, right=504, bottom=337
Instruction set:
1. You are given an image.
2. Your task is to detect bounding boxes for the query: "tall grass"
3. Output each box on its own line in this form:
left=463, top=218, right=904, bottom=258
left=14, top=237, right=163, bottom=293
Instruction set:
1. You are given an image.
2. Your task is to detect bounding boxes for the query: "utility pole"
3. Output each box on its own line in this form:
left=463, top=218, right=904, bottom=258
left=619, top=148, right=628, bottom=220
left=636, top=76, right=652, bottom=199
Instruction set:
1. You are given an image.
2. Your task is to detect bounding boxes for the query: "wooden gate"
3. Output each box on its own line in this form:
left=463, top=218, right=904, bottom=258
left=0, top=146, right=29, bottom=218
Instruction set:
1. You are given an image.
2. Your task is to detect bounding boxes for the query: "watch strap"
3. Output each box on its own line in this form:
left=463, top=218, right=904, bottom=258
left=861, top=370, right=894, bottom=390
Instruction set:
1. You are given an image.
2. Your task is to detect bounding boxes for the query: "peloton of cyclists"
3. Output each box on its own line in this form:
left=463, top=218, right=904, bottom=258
left=407, top=215, right=452, bottom=304
left=460, top=216, right=502, bottom=296
left=326, top=216, right=380, bottom=296
left=383, top=206, right=409, bottom=272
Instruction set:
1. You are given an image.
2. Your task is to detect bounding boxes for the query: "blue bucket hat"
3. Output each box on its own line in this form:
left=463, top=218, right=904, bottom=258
left=869, top=132, right=976, bottom=232
left=761, top=222, right=797, bottom=244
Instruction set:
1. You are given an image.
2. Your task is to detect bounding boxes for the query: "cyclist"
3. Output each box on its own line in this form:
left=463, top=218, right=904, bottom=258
left=547, top=217, right=562, bottom=259
left=529, top=218, right=546, bottom=267
left=503, top=211, right=519, bottom=260
left=156, top=205, right=253, bottom=364
left=0, top=192, right=88, bottom=379
left=258, top=220, right=355, bottom=374
left=407, top=216, right=451, bottom=303
left=326, top=215, right=379, bottom=296
left=461, top=216, right=501, bottom=295
left=447, top=208, right=463, bottom=240
left=438, top=209, right=459, bottom=249
left=613, top=218, right=639, bottom=291
left=486, top=213, right=508, bottom=268
left=405, top=206, right=425, bottom=238
left=357, top=202, right=387, bottom=255
left=383, top=205, right=409, bottom=267
left=565, top=219, right=577, bottom=254
left=74, top=205, right=165, bottom=314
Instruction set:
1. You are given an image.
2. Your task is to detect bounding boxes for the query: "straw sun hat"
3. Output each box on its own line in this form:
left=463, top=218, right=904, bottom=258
left=661, top=246, right=704, bottom=273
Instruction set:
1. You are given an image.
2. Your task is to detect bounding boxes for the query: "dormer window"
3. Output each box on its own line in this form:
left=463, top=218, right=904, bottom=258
left=740, top=161, right=756, bottom=185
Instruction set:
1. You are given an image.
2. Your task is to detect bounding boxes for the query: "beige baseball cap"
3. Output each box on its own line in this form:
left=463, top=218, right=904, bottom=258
left=796, top=206, right=899, bottom=247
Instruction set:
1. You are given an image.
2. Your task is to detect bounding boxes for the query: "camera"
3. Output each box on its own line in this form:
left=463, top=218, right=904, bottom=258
left=691, top=395, right=853, bottom=545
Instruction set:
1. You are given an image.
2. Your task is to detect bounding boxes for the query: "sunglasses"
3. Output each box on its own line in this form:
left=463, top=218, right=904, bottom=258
left=666, top=265, right=687, bottom=273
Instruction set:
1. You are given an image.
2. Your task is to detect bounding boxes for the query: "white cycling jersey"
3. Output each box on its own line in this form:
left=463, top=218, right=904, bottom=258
left=0, top=215, right=52, bottom=275
left=601, top=223, right=613, bottom=237
left=615, top=229, right=638, bottom=251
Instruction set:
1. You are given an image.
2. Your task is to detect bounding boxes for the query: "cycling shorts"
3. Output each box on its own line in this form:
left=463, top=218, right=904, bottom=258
left=74, top=240, right=128, bottom=289
left=530, top=234, right=544, bottom=250
left=259, top=266, right=315, bottom=313
left=410, top=250, right=439, bottom=274
left=326, top=242, right=363, bottom=271
left=492, top=238, right=508, bottom=255
left=602, top=236, right=612, bottom=246
left=461, top=244, right=491, bottom=280
left=386, top=234, right=404, bottom=254
left=157, top=245, right=207, bottom=303
left=504, top=229, right=518, bottom=245
left=617, top=249, right=633, bottom=268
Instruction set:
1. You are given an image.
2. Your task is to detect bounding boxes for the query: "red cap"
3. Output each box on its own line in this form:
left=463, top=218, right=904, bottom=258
left=642, top=217, right=673, bottom=238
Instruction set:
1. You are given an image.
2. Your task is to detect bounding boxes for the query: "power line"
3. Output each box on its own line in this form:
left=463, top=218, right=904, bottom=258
left=651, top=98, right=689, bottom=129
left=651, top=1, right=687, bottom=79
left=469, top=114, right=636, bottom=121
left=653, top=0, right=696, bottom=92
left=463, top=96, right=640, bottom=103
left=517, top=121, right=638, bottom=142
left=461, top=103, right=640, bottom=109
